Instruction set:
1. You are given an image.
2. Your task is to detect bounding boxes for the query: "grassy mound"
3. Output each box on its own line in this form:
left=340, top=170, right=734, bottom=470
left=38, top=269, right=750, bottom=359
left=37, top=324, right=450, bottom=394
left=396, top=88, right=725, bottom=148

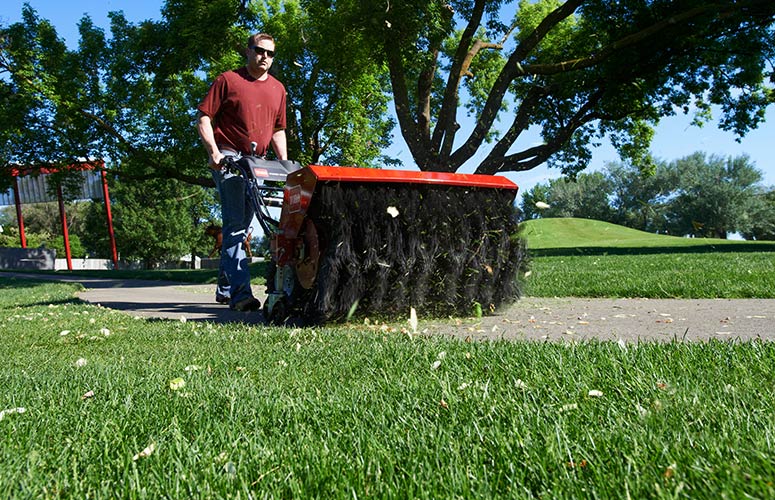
left=521, top=217, right=775, bottom=253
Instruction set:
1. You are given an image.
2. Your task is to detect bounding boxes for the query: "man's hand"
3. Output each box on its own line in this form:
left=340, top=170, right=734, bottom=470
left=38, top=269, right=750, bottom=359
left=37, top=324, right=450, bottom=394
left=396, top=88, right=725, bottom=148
left=209, top=151, right=226, bottom=170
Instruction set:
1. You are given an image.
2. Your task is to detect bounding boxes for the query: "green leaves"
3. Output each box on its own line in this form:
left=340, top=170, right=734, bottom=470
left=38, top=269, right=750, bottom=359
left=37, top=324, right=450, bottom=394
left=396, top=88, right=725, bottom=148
left=4, top=0, right=774, bottom=183
left=355, top=0, right=775, bottom=175
left=521, top=152, right=775, bottom=240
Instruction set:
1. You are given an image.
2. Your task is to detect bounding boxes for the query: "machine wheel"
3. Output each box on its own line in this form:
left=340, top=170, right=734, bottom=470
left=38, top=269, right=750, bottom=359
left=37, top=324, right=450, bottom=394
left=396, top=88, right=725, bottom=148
left=266, top=296, right=288, bottom=326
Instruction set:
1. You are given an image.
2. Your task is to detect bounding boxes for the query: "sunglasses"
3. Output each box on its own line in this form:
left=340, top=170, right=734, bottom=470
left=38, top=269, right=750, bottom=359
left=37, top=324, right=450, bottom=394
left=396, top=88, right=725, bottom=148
left=250, top=46, right=275, bottom=58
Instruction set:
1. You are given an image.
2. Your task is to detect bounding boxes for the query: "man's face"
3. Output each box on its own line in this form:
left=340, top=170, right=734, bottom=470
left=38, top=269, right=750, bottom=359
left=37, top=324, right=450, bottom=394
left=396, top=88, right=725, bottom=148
left=247, top=39, right=275, bottom=75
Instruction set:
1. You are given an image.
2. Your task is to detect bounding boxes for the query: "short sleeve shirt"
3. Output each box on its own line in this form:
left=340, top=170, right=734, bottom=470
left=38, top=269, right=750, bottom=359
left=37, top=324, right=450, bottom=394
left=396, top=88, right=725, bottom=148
left=198, top=67, right=287, bottom=156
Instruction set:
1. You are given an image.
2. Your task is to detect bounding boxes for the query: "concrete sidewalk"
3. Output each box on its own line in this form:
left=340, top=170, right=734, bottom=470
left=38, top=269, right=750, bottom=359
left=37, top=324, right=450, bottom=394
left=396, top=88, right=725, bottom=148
left=4, top=272, right=266, bottom=325
left=3, top=272, right=774, bottom=341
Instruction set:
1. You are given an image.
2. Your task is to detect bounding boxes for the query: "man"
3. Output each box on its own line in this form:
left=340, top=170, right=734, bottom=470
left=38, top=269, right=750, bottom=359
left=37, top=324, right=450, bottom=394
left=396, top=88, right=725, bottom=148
left=197, top=33, right=287, bottom=311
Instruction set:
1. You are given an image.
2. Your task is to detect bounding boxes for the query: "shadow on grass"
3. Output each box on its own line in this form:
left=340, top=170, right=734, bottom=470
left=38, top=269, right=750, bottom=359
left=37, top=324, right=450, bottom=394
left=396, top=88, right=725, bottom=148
left=71, top=298, right=268, bottom=325
left=0, top=296, right=86, bottom=310
left=530, top=242, right=775, bottom=257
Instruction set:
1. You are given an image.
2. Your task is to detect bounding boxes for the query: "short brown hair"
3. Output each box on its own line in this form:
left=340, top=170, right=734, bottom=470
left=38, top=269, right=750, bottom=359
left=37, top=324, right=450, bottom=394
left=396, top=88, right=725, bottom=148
left=248, top=33, right=275, bottom=47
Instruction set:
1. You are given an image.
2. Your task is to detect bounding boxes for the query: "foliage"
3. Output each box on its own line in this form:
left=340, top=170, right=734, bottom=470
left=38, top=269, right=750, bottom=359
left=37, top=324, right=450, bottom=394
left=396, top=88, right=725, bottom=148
left=0, top=231, right=86, bottom=258
left=520, top=152, right=773, bottom=238
left=3, top=1, right=773, bottom=185
left=0, top=200, right=91, bottom=236
left=332, top=0, right=775, bottom=175
left=517, top=182, right=550, bottom=220
left=0, top=1, right=395, bottom=193
left=661, top=153, right=767, bottom=238
left=257, top=0, right=396, bottom=167
left=606, top=160, right=671, bottom=233
left=0, top=228, right=59, bottom=253
left=741, top=188, right=775, bottom=240
left=519, top=171, right=614, bottom=221
left=81, top=176, right=216, bottom=267
left=0, top=202, right=90, bottom=257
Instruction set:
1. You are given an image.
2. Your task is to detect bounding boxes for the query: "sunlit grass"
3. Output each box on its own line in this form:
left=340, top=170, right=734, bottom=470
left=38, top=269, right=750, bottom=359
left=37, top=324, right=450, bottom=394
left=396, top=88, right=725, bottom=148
left=1, top=279, right=774, bottom=497
left=521, top=217, right=775, bottom=251
left=519, top=218, right=775, bottom=298
left=525, top=252, right=775, bottom=298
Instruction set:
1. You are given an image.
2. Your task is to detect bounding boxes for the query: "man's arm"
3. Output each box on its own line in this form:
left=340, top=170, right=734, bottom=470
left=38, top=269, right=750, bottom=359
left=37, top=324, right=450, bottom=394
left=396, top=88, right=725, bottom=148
left=197, top=112, right=224, bottom=169
left=271, top=129, right=288, bottom=160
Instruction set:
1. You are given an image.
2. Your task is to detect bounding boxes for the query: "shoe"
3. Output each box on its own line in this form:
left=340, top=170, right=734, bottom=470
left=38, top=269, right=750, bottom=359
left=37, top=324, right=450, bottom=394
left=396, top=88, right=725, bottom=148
left=215, top=294, right=230, bottom=304
left=230, top=296, right=261, bottom=312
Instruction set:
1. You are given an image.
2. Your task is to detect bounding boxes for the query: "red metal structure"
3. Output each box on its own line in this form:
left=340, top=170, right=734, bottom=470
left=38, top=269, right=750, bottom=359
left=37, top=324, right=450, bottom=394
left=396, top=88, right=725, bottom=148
left=4, top=161, right=119, bottom=270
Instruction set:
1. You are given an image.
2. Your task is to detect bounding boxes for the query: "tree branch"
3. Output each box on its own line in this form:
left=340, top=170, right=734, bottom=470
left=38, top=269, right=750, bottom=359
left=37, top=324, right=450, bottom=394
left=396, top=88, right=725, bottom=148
left=476, top=86, right=546, bottom=173
left=477, top=89, right=605, bottom=175
left=449, top=0, right=585, bottom=169
left=432, top=0, right=487, bottom=163
left=416, top=49, right=438, bottom=142
left=514, top=2, right=747, bottom=78
left=386, top=49, right=430, bottom=167
left=75, top=109, right=213, bottom=187
left=76, top=108, right=138, bottom=153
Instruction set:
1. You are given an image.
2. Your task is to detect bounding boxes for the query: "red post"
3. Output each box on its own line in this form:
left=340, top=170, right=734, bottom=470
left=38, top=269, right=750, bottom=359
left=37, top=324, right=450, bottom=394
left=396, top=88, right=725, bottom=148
left=12, top=176, right=27, bottom=248
left=56, top=184, right=73, bottom=271
left=100, top=169, right=119, bottom=270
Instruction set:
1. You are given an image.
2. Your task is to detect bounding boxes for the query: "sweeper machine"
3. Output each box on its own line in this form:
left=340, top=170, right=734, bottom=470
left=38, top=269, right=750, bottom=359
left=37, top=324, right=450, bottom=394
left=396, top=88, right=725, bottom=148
left=222, top=154, right=526, bottom=324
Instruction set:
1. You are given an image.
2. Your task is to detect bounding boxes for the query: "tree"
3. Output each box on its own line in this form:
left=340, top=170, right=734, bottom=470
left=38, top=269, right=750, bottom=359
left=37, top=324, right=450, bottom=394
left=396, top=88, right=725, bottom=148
left=81, top=175, right=216, bottom=267
left=606, top=161, right=670, bottom=233
left=0, top=1, right=395, bottom=191
left=519, top=171, right=614, bottom=220
left=518, top=182, right=552, bottom=220
left=340, top=0, right=775, bottom=175
left=4, top=1, right=774, bottom=188
left=663, top=153, right=767, bottom=238
left=256, top=0, right=396, bottom=166
left=0, top=201, right=91, bottom=237
left=0, top=198, right=92, bottom=258
left=741, top=189, right=775, bottom=240
left=523, top=152, right=772, bottom=239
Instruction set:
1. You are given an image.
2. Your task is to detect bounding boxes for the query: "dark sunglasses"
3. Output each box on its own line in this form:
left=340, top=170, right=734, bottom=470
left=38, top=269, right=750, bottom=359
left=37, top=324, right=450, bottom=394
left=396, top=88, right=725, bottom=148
left=250, top=46, right=275, bottom=58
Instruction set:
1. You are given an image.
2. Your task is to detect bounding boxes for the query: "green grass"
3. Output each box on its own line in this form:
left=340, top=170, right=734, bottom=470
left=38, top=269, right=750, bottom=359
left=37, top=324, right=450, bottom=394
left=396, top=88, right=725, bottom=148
left=521, top=218, right=775, bottom=298
left=1, top=279, right=774, bottom=498
left=524, top=252, right=775, bottom=298
left=521, top=217, right=775, bottom=252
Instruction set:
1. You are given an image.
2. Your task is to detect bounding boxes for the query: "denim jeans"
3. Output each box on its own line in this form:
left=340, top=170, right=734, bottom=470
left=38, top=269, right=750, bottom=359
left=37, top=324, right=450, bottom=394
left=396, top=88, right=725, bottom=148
left=211, top=152, right=255, bottom=305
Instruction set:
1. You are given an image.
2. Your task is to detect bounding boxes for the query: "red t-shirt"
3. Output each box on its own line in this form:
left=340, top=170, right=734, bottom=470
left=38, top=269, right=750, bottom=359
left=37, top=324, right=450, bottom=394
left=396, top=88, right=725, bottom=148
left=198, top=67, right=287, bottom=156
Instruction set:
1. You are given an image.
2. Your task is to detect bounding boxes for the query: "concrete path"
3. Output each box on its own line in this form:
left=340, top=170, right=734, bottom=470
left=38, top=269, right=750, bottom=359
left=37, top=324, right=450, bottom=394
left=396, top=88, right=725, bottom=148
left=427, top=296, right=775, bottom=343
left=5, top=272, right=265, bottom=325
left=4, top=272, right=774, bottom=341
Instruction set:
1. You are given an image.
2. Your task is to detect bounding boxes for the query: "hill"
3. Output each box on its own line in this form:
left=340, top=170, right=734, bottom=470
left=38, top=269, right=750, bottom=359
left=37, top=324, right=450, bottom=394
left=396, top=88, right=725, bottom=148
left=520, top=217, right=775, bottom=253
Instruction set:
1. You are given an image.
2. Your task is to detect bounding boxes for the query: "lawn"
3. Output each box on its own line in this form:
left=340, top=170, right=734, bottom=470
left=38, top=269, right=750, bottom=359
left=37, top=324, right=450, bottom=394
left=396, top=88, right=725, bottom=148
left=1, top=218, right=774, bottom=497
left=521, top=218, right=775, bottom=298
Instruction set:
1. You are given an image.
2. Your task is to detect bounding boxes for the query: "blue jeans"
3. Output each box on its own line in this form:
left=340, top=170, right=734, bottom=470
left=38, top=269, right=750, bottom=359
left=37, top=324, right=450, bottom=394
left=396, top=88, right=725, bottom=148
left=211, top=154, right=255, bottom=305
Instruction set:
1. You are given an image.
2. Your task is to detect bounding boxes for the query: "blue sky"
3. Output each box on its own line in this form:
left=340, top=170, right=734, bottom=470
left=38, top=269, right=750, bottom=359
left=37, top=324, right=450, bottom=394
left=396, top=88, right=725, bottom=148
left=4, top=0, right=775, bottom=198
